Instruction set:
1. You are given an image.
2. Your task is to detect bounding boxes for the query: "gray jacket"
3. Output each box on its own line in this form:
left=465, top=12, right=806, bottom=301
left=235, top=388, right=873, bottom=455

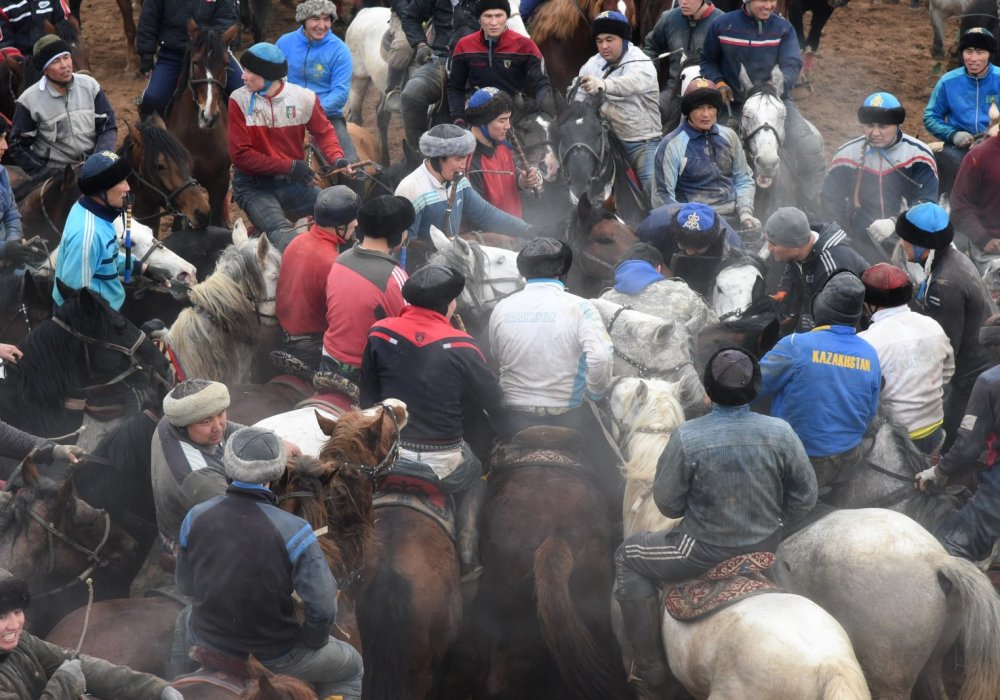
left=642, top=6, right=724, bottom=94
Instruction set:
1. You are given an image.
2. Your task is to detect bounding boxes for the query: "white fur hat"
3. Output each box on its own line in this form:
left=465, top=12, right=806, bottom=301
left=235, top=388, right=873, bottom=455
left=296, top=0, right=337, bottom=23
left=163, top=379, right=230, bottom=427
left=224, top=427, right=286, bottom=484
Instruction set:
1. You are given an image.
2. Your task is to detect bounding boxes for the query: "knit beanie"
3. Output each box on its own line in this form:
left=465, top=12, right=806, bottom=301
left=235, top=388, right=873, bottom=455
left=0, top=569, right=30, bottom=616
left=403, top=264, right=466, bottom=313
left=592, top=10, right=631, bottom=40
left=476, top=0, right=511, bottom=16
left=33, top=35, right=71, bottom=71
left=356, top=195, right=415, bottom=239
left=703, top=347, right=760, bottom=406
left=958, top=27, right=995, bottom=54
left=224, top=427, right=286, bottom=484
left=314, top=185, right=361, bottom=228
left=861, top=263, right=912, bottom=308
left=812, top=271, right=865, bottom=327
left=764, top=207, right=812, bottom=248
left=163, top=379, right=231, bottom=427
left=895, top=203, right=953, bottom=250
left=296, top=0, right=337, bottom=23
left=673, top=202, right=720, bottom=249
left=681, top=77, right=724, bottom=117
left=419, top=124, right=477, bottom=158
left=857, top=92, right=905, bottom=126
left=241, top=43, right=288, bottom=81
left=78, top=151, right=131, bottom=197
left=517, top=237, right=572, bottom=279
left=465, top=87, right=514, bottom=127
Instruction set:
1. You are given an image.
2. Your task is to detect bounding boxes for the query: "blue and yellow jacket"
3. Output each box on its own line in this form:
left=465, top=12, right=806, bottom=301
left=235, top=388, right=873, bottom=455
left=276, top=27, right=352, bottom=118
left=923, top=65, right=1000, bottom=142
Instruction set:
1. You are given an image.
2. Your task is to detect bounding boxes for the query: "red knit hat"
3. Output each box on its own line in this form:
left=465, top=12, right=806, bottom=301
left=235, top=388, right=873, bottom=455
left=861, top=263, right=912, bottom=308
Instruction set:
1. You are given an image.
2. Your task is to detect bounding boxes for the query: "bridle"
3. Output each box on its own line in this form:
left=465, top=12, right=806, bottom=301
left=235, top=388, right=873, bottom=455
left=50, top=316, right=170, bottom=392
left=0, top=275, right=36, bottom=340
left=604, top=304, right=695, bottom=380
left=121, top=142, right=202, bottom=224
left=741, top=90, right=786, bottom=151
left=559, top=121, right=614, bottom=199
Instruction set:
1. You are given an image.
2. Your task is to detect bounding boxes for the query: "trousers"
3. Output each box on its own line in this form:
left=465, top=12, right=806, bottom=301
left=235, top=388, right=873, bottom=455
left=140, top=47, right=243, bottom=118
left=401, top=58, right=446, bottom=148
left=937, top=465, right=1000, bottom=562
left=231, top=170, right=319, bottom=250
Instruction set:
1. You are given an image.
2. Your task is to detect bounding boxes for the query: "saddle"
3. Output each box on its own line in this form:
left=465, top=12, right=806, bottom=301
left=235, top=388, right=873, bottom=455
left=663, top=551, right=781, bottom=621
left=489, top=427, right=595, bottom=478
left=373, top=467, right=456, bottom=538
left=171, top=646, right=253, bottom=695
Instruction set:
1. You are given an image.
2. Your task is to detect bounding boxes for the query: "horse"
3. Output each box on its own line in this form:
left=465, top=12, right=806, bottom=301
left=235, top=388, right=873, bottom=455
left=787, top=0, right=850, bottom=54
left=163, top=221, right=282, bottom=386
left=0, top=269, right=54, bottom=346
left=165, top=21, right=240, bottom=228
left=563, top=195, right=638, bottom=298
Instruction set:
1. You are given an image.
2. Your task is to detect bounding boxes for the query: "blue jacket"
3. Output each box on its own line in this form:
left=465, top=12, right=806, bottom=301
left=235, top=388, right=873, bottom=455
left=0, top=167, right=22, bottom=259
left=923, top=65, right=1000, bottom=142
left=700, top=7, right=802, bottom=103
left=758, top=325, right=881, bottom=458
left=637, top=202, right=744, bottom=263
left=276, top=28, right=352, bottom=118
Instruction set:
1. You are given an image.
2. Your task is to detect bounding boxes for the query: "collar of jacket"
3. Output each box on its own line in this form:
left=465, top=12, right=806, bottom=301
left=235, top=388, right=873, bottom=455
left=79, top=195, right=123, bottom=222
left=226, top=481, right=278, bottom=504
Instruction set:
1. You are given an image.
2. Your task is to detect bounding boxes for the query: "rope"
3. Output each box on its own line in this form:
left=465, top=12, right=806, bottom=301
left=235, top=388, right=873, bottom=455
left=73, top=577, right=94, bottom=657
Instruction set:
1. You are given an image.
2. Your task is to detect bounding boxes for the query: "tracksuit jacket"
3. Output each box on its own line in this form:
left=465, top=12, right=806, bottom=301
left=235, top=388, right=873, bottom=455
left=136, top=0, right=239, bottom=55
left=276, top=27, right=352, bottom=118
left=923, top=65, right=1000, bottom=142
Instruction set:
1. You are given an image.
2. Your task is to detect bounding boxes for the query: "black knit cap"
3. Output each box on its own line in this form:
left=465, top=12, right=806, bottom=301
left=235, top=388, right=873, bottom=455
left=465, top=87, right=514, bottom=127
left=516, top=237, right=573, bottom=279
left=861, top=263, right=912, bottom=308
left=33, top=35, right=72, bottom=71
left=0, top=569, right=30, bottom=616
left=476, top=0, right=511, bottom=16
left=591, top=11, right=631, bottom=40
left=356, top=195, right=415, bottom=239
left=895, top=202, right=954, bottom=250
left=703, top=347, right=761, bottom=406
left=958, top=27, right=996, bottom=54
left=403, top=264, right=466, bottom=312
left=241, top=43, right=288, bottom=81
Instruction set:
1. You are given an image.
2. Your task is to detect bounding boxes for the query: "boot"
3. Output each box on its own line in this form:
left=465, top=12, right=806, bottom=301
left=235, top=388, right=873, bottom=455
left=619, top=596, right=670, bottom=700
left=385, top=66, right=406, bottom=113
left=455, top=477, right=487, bottom=582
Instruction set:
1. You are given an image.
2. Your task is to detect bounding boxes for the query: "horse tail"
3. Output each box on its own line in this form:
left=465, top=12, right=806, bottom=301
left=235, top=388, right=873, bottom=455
left=358, top=567, right=412, bottom=700
left=533, top=536, right=630, bottom=700
left=817, top=658, right=871, bottom=700
left=937, top=555, right=1000, bottom=700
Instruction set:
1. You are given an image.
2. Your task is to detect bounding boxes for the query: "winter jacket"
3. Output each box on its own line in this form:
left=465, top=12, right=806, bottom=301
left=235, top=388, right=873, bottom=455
left=399, top=0, right=478, bottom=55
left=276, top=223, right=348, bottom=337
left=0, top=167, right=21, bottom=258
left=923, top=64, right=1000, bottom=143
left=0, top=0, right=69, bottom=54
left=466, top=138, right=522, bottom=217
left=951, top=135, right=1000, bottom=249
left=636, top=202, right=744, bottom=266
left=643, top=5, right=724, bottom=93
left=575, top=43, right=661, bottom=143
left=136, top=0, right=239, bottom=55
left=276, top=27, right=352, bottom=118
left=939, top=364, right=1000, bottom=476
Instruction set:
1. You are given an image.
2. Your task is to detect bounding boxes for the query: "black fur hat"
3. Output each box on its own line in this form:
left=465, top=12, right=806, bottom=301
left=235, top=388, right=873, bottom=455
left=958, top=27, right=996, bottom=54
left=403, top=264, right=466, bottom=312
left=356, top=195, right=415, bottom=239
left=516, top=237, right=573, bottom=279
left=0, top=569, right=30, bottom=616
left=465, top=87, right=514, bottom=127
left=895, top=203, right=954, bottom=250
left=702, top=347, right=761, bottom=406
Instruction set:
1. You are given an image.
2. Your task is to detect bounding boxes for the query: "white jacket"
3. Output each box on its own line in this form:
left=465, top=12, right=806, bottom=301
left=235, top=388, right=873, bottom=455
left=575, top=44, right=661, bottom=142
left=489, top=280, right=614, bottom=408
left=858, top=305, right=955, bottom=436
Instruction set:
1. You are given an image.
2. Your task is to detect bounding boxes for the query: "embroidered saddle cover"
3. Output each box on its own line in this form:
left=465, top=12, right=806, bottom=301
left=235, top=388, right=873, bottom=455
left=663, top=551, right=781, bottom=621
left=373, top=471, right=455, bottom=539
left=489, top=426, right=594, bottom=478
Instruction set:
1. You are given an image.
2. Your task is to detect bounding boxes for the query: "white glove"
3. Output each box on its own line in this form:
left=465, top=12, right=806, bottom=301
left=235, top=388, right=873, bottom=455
left=914, top=464, right=946, bottom=491
left=161, top=687, right=185, bottom=700
left=53, top=659, right=85, bottom=691
left=739, top=213, right=761, bottom=229
left=581, top=75, right=606, bottom=95
left=952, top=130, right=974, bottom=148
left=867, top=217, right=897, bottom=244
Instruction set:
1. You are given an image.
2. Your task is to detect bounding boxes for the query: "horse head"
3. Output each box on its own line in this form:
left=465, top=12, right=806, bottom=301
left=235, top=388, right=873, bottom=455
left=241, top=655, right=317, bottom=700
left=738, top=65, right=786, bottom=188
left=113, top=217, right=197, bottom=298
left=558, top=100, right=612, bottom=205
left=570, top=195, right=637, bottom=284
left=512, top=96, right=560, bottom=182
left=317, top=399, right=408, bottom=480
left=185, top=19, right=239, bottom=129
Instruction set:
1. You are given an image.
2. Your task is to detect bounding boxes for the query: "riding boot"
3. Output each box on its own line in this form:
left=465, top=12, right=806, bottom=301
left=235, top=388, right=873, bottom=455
left=385, top=65, right=406, bottom=112
left=455, top=477, right=487, bottom=582
left=619, top=596, right=670, bottom=700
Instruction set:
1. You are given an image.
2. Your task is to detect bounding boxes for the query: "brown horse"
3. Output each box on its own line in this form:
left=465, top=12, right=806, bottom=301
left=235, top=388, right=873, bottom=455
left=564, top=195, right=638, bottom=298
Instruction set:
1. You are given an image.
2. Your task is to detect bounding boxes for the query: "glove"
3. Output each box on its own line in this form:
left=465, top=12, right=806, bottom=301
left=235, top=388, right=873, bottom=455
left=139, top=53, right=154, bottom=75
left=867, top=217, right=897, bottom=244
left=739, top=213, right=761, bottom=230
left=53, top=445, right=84, bottom=464
left=4, top=239, right=48, bottom=265
left=333, top=157, right=363, bottom=180
left=289, top=159, right=314, bottom=184
left=52, top=659, right=85, bottom=692
left=952, top=130, right=974, bottom=148
left=414, top=43, right=434, bottom=65
left=453, top=118, right=468, bottom=128
left=580, top=75, right=606, bottom=95
left=519, top=167, right=543, bottom=191
left=716, top=81, right=734, bottom=104
left=161, top=687, right=184, bottom=700
left=914, top=463, right=946, bottom=491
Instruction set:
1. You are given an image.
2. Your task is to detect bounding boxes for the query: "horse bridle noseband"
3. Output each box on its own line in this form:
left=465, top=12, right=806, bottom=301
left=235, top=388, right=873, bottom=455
left=604, top=304, right=694, bottom=379
left=121, top=143, right=202, bottom=224
left=50, top=316, right=167, bottom=391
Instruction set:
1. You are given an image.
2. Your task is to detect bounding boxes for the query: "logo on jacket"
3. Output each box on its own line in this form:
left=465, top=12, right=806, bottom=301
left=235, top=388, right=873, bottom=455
left=286, top=106, right=297, bottom=119
left=503, top=59, right=511, bottom=69
left=415, top=332, right=426, bottom=343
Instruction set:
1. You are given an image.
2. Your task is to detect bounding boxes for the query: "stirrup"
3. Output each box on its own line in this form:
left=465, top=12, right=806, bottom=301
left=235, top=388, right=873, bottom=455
left=383, top=88, right=403, bottom=114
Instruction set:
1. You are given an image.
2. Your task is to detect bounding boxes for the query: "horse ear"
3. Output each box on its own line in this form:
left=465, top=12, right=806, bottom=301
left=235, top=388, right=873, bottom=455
left=654, top=319, right=676, bottom=342
left=315, top=410, right=337, bottom=436
left=454, top=235, right=472, bottom=257
left=575, top=195, right=593, bottom=229
left=3, top=53, right=17, bottom=71
left=428, top=225, right=450, bottom=251
left=738, top=64, right=753, bottom=94
left=769, top=65, right=784, bottom=97
left=222, top=23, right=240, bottom=46
left=62, top=164, right=76, bottom=190
left=513, top=92, right=525, bottom=112
left=55, top=277, right=76, bottom=303
left=256, top=234, right=271, bottom=263
left=147, top=112, right=167, bottom=131
left=125, top=119, right=142, bottom=148
left=602, top=194, right=616, bottom=212
left=20, top=457, right=39, bottom=487
left=232, top=218, right=249, bottom=245
left=43, top=19, right=56, bottom=34
left=79, top=287, right=100, bottom=315
left=246, top=655, right=269, bottom=681
left=56, top=471, right=77, bottom=524
left=635, top=379, right=648, bottom=404
left=68, top=15, right=81, bottom=31
left=187, top=17, right=199, bottom=40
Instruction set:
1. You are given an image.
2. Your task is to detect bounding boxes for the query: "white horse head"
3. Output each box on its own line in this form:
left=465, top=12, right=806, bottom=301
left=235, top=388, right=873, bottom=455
left=739, top=65, right=786, bottom=188
left=712, top=261, right=764, bottom=320
left=427, top=226, right=524, bottom=313
left=112, top=217, right=197, bottom=299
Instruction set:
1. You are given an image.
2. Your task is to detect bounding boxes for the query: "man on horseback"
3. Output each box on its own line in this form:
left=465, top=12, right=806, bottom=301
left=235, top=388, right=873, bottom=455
left=447, top=0, right=552, bottom=126
left=859, top=263, right=954, bottom=456
left=823, top=92, right=938, bottom=251
left=361, top=264, right=509, bottom=579
left=613, top=347, right=817, bottom=699
left=8, top=35, right=117, bottom=192
left=895, top=202, right=996, bottom=451
left=951, top=126, right=1000, bottom=254
left=575, top=11, right=662, bottom=194
left=700, top=0, right=826, bottom=215
left=652, top=78, right=758, bottom=230
left=136, top=0, right=243, bottom=118
left=758, top=271, right=881, bottom=493
left=923, top=27, right=1000, bottom=195
left=0, top=0, right=71, bottom=57
left=764, top=206, right=869, bottom=333
left=172, top=427, right=364, bottom=698
left=395, top=123, right=531, bottom=239
left=276, top=185, right=361, bottom=371
left=0, top=117, right=45, bottom=270
left=228, top=42, right=353, bottom=251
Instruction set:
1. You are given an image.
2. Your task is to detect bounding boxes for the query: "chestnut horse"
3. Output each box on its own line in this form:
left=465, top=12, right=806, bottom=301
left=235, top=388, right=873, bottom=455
left=564, top=195, right=638, bottom=298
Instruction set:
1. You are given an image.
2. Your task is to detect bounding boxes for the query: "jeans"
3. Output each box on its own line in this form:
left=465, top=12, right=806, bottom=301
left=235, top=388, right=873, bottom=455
left=231, top=170, right=319, bottom=250
left=140, top=47, right=243, bottom=118
left=401, top=59, right=446, bottom=148
left=281, top=331, right=323, bottom=371
left=936, top=464, right=1000, bottom=562
left=327, top=113, right=359, bottom=162
left=620, top=138, right=660, bottom=195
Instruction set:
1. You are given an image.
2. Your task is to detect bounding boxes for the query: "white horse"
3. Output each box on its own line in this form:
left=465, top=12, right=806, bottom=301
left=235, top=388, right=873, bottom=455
left=609, top=378, right=871, bottom=699
left=427, top=226, right=524, bottom=318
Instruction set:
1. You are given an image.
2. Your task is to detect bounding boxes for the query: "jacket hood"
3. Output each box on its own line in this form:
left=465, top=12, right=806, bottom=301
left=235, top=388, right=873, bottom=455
left=613, top=259, right=666, bottom=295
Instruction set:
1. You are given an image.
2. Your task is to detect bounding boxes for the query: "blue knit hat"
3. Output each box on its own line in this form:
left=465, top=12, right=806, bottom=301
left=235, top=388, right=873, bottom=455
left=241, top=43, right=287, bottom=81
left=673, top=202, right=721, bottom=248
left=895, top=202, right=953, bottom=250
left=857, top=92, right=905, bottom=126
left=592, top=11, right=631, bottom=40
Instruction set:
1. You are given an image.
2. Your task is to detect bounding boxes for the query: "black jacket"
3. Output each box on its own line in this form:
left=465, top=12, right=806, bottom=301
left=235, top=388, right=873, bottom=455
left=940, top=364, right=1000, bottom=476
left=136, top=0, right=239, bottom=56
left=399, top=0, right=479, bottom=55
left=0, top=0, right=69, bottom=54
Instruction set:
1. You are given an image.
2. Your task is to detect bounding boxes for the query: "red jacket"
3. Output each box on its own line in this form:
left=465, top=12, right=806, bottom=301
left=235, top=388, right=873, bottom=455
left=951, top=136, right=1000, bottom=249
left=466, top=139, right=522, bottom=217
left=276, top=223, right=348, bottom=336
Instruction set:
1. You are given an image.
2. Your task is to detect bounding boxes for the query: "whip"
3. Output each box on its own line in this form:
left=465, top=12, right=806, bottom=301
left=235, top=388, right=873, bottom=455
left=122, top=194, right=134, bottom=284
left=508, top=129, right=541, bottom=198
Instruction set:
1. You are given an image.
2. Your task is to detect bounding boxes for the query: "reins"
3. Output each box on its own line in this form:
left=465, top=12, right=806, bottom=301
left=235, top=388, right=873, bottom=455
left=51, top=316, right=151, bottom=391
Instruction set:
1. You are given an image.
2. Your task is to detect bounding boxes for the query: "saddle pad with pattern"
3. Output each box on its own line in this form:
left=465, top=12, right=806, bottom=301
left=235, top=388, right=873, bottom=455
left=373, top=475, right=455, bottom=539
left=664, top=551, right=781, bottom=621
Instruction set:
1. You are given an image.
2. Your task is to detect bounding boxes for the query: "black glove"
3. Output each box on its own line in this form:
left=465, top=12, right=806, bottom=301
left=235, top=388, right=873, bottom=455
left=414, top=43, right=434, bottom=65
left=4, top=239, right=47, bottom=265
left=333, top=157, right=364, bottom=180
left=289, top=159, right=315, bottom=184
left=139, top=53, right=154, bottom=75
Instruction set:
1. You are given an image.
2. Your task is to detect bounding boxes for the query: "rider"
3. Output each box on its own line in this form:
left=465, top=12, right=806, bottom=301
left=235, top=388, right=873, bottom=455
left=276, top=185, right=360, bottom=371
left=652, top=77, right=758, bottom=230
left=276, top=0, right=358, bottom=162
left=0, top=568, right=180, bottom=698
left=228, top=42, right=351, bottom=251
left=321, top=195, right=413, bottom=383
left=9, top=35, right=117, bottom=191
left=136, top=0, right=243, bottom=118
left=764, top=206, right=870, bottom=334
left=395, top=123, right=531, bottom=240
left=858, top=263, right=954, bottom=456
left=895, top=202, right=996, bottom=451
left=52, top=151, right=137, bottom=311
left=613, top=347, right=817, bottom=700
left=642, top=0, right=723, bottom=123
left=758, top=271, right=880, bottom=492
left=447, top=0, right=552, bottom=125
left=0, top=0, right=71, bottom=57
left=575, top=11, right=662, bottom=194
left=923, top=27, right=1000, bottom=194
left=0, top=117, right=45, bottom=270
left=361, top=264, right=510, bottom=578
left=823, top=92, right=939, bottom=249
left=171, top=427, right=363, bottom=698
left=637, top=200, right=743, bottom=263
left=463, top=87, right=543, bottom=217
left=951, top=123, right=1000, bottom=254
left=700, top=0, right=827, bottom=215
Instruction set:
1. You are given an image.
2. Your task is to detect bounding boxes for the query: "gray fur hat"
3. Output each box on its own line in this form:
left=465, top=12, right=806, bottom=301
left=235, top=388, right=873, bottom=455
left=419, top=124, right=476, bottom=158
left=314, top=185, right=361, bottom=228
left=296, top=0, right=337, bottom=22
left=224, top=427, right=286, bottom=484
left=812, top=271, right=865, bottom=328
left=163, top=379, right=231, bottom=427
left=764, top=207, right=812, bottom=248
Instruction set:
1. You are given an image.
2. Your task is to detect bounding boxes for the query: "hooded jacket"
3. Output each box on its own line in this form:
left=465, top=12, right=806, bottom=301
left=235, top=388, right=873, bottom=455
left=275, top=27, right=352, bottom=118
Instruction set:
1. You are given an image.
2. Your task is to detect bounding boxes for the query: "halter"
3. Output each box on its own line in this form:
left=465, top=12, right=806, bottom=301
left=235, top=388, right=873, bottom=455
left=51, top=316, right=154, bottom=391
left=122, top=142, right=201, bottom=224
left=27, top=505, right=112, bottom=599
left=0, top=275, right=35, bottom=340
left=604, top=304, right=695, bottom=379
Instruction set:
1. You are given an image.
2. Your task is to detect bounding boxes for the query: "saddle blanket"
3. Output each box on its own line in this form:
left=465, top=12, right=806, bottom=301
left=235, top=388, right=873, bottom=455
left=663, top=551, right=781, bottom=621
left=373, top=475, right=455, bottom=539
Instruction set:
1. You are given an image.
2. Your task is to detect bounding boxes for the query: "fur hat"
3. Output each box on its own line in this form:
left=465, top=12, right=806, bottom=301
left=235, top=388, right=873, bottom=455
left=296, top=0, right=337, bottom=23
left=314, top=185, right=361, bottom=228
left=862, top=263, right=912, bottom=308
left=78, top=151, right=131, bottom=196
left=224, top=427, right=286, bottom=484
left=356, top=195, right=415, bottom=239
left=703, top=347, right=760, bottom=406
left=419, top=124, right=477, bottom=158
left=764, top=207, right=812, bottom=248
left=465, top=87, right=514, bottom=127
left=812, top=271, right=865, bottom=327
left=958, top=27, right=995, bottom=54
left=857, top=92, right=905, bottom=126
left=241, top=43, right=288, bottom=81
left=895, top=203, right=954, bottom=250
left=163, top=379, right=231, bottom=427
left=591, top=10, right=631, bottom=40
left=475, top=0, right=511, bottom=16
left=403, top=264, right=466, bottom=312
left=673, top=202, right=721, bottom=249
left=517, top=237, right=573, bottom=279
left=0, top=569, right=30, bottom=616
left=681, top=77, right=724, bottom=117
left=33, top=35, right=72, bottom=71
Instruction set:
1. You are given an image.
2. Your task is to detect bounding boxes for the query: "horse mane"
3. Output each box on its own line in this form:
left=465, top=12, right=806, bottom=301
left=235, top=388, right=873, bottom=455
left=531, top=0, right=635, bottom=44
left=0, top=475, right=66, bottom=541
left=0, top=270, right=24, bottom=326
left=558, top=98, right=599, bottom=127
left=75, top=411, right=159, bottom=517
left=54, top=19, right=80, bottom=44
left=123, top=117, right=194, bottom=177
